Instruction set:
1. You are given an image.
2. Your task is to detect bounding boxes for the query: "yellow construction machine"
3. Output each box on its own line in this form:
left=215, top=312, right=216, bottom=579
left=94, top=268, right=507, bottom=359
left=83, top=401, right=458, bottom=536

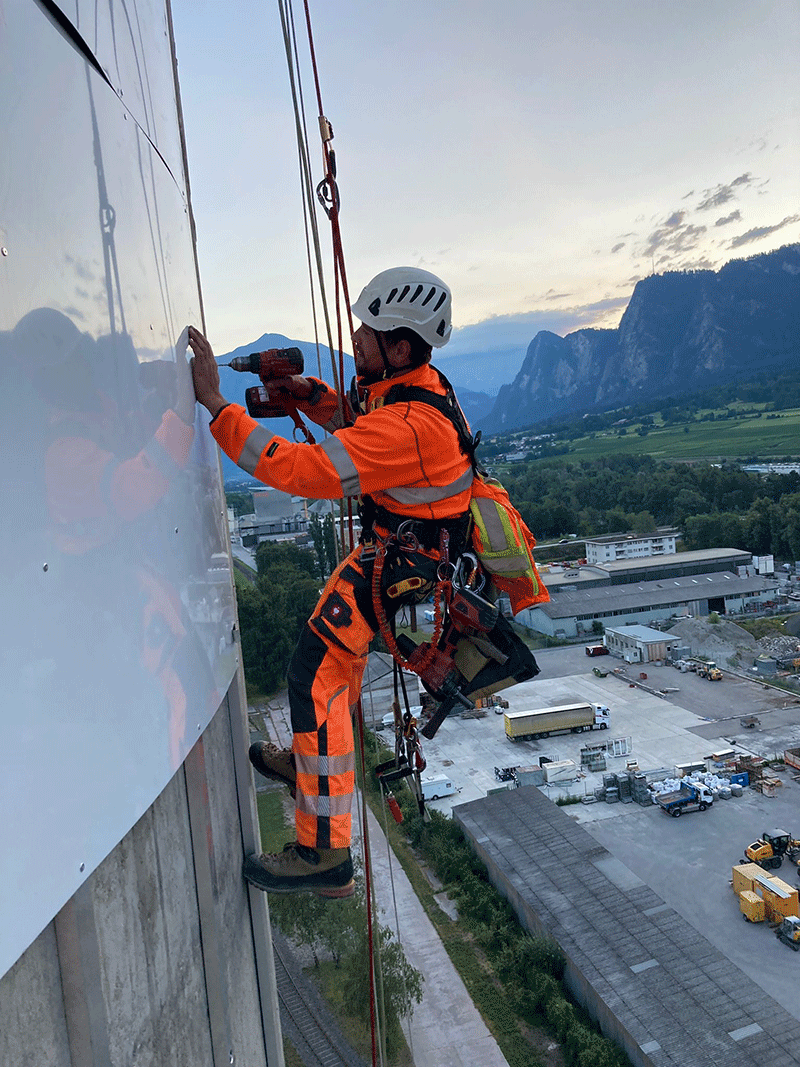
left=696, top=660, right=723, bottom=681
left=743, top=829, right=800, bottom=872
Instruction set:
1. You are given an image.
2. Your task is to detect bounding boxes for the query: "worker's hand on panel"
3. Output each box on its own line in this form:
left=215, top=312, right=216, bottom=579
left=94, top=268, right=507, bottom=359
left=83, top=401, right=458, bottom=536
left=188, top=326, right=227, bottom=417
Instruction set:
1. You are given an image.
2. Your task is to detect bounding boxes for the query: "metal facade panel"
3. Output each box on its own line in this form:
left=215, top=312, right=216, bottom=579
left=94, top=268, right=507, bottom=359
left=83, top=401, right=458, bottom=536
left=1, top=2, right=236, bottom=978
left=43, top=0, right=187, bottom=191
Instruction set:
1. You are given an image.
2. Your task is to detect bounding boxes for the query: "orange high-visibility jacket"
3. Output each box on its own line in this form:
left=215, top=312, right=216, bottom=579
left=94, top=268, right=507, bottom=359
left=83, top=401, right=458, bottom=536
left=210, top=363, right=473, bottom=521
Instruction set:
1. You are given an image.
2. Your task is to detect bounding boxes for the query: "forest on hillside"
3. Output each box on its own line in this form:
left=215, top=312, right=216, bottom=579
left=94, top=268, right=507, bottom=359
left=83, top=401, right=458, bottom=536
left=501, top=455, right=800, bottom=559
left=479, top=365, right=800, bottom=461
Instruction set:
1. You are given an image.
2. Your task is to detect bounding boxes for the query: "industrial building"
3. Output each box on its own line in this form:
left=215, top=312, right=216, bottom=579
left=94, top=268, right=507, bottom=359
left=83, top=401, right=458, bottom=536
left=603, top=623, right=683, bottom=663
left=518, top=549, right=780, bottom=638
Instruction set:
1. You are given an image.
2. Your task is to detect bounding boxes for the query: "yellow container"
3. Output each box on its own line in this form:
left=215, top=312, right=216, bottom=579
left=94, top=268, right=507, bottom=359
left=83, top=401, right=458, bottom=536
left=732, top=863, right=765, bottom=896
left=764, top=880, right=799, bottom=921
left=739, top=890, right=765, bottom=922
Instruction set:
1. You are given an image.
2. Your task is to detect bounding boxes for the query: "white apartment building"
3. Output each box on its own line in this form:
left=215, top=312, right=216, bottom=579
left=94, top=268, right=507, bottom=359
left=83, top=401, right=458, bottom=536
left=584, top=528, right=680, bottom=565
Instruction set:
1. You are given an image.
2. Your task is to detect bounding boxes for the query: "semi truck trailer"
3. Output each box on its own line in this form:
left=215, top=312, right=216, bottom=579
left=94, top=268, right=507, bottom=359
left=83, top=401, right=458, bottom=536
left=504, top=703, right=610, bottom=742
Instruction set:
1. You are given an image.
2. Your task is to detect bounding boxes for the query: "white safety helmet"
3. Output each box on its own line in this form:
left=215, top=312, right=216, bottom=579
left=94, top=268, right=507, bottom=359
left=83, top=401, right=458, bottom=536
left=351, top=267, right=452, bottom=347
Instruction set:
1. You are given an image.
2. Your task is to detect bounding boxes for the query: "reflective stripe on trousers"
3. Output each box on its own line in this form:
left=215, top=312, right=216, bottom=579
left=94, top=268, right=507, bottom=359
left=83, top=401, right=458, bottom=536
left=286, top=539, right=439, bottom=850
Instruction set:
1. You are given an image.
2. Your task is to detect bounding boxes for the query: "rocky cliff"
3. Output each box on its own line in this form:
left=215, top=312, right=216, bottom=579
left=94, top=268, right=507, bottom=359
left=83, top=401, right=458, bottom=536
left=481, top=244, right=800, bottom=433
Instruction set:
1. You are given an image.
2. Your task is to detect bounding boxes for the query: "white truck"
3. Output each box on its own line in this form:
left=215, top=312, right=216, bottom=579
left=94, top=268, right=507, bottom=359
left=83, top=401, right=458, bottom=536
left=504, top=703, right=610, bottom=742
left=656, top=782, right=714, bottom=816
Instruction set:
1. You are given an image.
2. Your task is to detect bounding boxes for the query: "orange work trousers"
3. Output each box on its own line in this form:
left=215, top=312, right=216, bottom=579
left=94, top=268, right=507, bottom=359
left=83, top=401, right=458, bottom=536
left=287, top=537, right=440, bottom=850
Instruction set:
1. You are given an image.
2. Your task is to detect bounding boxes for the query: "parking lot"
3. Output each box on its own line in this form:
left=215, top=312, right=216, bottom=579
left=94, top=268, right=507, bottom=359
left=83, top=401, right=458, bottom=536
left=409, top=645, right=800, bottom=1023
left=413, top=646, right=800, bottom=811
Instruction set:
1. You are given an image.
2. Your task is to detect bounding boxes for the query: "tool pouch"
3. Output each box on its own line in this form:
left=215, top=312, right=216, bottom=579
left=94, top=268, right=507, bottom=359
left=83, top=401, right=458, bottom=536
left=455, top=613, right=540, bottom=699
left=469, top=476, right=550, bottom=613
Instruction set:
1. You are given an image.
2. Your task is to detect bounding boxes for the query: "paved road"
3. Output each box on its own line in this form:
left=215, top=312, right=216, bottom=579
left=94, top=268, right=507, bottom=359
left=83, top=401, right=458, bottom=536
left=250, top=695, right=511, bottom=1067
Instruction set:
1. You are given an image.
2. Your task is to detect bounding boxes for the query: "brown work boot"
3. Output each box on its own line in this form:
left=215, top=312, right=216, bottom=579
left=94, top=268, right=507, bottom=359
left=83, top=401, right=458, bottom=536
left=249, top=741, right=296, bottom=797
left=243, top=843, right=355, bottom=898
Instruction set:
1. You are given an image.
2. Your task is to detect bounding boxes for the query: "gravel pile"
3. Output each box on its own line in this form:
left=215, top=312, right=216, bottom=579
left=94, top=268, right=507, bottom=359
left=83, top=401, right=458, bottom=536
left=758, top=634, right=800, bottom=659
left=667, top=617, right=759, bottom=667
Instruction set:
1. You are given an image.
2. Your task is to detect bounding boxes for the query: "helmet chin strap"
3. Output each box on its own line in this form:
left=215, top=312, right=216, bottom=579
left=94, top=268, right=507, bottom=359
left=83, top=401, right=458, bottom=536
left=375, top=331, right=393, bottom=380
left=358, top=330, right=397, bottom=386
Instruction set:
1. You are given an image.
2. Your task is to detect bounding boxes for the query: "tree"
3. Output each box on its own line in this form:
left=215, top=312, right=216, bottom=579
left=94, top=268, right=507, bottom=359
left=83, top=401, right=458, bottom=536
left=255, top=538, right=316, bottom=579
left=323, top=512, right=338, bottom=575
left=225, top=491, right=253, bottom=516
left=309, top=512, right=327, bottom=581
left=269, top=893, right=327, bottom=967
left=629, top=510, right=656, bottom=535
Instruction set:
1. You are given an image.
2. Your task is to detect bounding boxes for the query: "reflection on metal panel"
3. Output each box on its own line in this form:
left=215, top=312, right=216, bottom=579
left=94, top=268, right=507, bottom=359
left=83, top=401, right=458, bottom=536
left=43, top=0, right=186, bottom=191
left=0, top=2, right=235, bottom=978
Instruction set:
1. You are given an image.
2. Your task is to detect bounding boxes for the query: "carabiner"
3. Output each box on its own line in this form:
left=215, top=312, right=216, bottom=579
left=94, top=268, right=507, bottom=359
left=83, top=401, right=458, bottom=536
left=396, top=519, right=421, bottom=552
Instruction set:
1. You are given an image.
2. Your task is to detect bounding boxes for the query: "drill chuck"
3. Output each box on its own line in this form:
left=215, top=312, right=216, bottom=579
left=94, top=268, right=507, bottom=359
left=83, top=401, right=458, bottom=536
left=226, top=347, right=303, bottom=378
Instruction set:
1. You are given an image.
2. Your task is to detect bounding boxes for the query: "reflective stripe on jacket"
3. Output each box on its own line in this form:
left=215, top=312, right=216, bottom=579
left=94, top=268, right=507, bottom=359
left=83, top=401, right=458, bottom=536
left=209, top=362, right=472, bottom=521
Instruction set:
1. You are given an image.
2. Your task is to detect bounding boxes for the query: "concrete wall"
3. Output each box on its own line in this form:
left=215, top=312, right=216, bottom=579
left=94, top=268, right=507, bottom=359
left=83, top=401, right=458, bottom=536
left=0, top=679, right=282, bottom=1067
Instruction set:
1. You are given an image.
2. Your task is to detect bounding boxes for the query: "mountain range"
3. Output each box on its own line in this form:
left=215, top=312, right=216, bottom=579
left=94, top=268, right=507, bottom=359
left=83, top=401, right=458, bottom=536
left=216, top=244, right=799, bottom=483
left=479, top=244, right=800, bottom=434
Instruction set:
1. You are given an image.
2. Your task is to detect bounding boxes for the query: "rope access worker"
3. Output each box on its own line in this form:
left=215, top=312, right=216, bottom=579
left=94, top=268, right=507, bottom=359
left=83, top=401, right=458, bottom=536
left=189, top=267, right=476, bottom=897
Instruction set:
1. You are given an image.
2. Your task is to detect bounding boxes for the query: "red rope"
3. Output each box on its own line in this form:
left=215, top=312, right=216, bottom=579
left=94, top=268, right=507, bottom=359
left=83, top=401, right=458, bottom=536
left=299, top=6, right=377, bottom=1062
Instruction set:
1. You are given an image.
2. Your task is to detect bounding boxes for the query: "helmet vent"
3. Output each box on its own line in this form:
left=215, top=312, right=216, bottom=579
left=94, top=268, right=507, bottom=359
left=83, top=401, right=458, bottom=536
left=421, top=287, right=436, bottom=306
left=398, top=285, right=411, bottom=302
left=386, top=288, right=398, bottom=303
left=368, top=298, right=381, bottom=316
left=434, top=291, right=447, bottom=312
left=436, top=319, right=446, bottom=337
left=409, top=284, right=424, bottom=303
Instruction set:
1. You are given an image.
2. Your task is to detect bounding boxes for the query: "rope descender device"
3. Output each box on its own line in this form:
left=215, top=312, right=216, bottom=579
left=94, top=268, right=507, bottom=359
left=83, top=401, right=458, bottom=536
left=374, top=702, right=428, bottom=819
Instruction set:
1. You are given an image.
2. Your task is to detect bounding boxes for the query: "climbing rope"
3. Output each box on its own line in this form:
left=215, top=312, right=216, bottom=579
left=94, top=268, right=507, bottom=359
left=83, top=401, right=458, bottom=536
left=275, top=6, right=389, bottom=1064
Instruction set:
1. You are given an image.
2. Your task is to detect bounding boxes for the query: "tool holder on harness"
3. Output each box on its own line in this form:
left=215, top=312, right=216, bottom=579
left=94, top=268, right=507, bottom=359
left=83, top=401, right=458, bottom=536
left=374, top=703, right=428, bottom=818
left=366, top=367, right=541, bottom=760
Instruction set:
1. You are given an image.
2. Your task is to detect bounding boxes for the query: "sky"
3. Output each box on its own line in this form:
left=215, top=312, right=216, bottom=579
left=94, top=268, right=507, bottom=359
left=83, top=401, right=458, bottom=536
left=171, top=0, right=800, bottom=393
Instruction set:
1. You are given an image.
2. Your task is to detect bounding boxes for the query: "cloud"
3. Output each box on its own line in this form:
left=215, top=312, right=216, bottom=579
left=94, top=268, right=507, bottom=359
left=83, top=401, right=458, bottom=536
left=729, top=215, right=800, bottom=249
left=715, top=210, right=742, bottom=227
left=637, top=213, right=707, bottom=259
left=611, top=242, right=625, bottom=253
left=696, top=173, right=755, bottom=212
left=697, top=186, right=735, bottom=211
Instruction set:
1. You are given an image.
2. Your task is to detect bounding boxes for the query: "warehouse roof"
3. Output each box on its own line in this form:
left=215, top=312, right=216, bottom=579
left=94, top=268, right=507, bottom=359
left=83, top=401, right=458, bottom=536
left=595, top=547, right=751, bottom=577
left=535, top=571, right=779, bottom=620
left=604, top=623, right=680, bottom=643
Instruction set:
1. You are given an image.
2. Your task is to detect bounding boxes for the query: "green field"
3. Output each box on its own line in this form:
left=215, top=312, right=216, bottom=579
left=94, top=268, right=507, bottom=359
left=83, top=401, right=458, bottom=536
left=562, top=408, right=800, bottom=462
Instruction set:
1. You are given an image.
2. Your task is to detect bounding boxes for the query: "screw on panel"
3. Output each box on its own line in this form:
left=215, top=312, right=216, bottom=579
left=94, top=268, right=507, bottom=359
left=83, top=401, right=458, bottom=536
left=43, top=563, right=49, bottom=572
left=79, top=863, right=85, bottom=872
left=175, top=527, right=179, bottom=533
left=1, top=247, right=7, bottom=256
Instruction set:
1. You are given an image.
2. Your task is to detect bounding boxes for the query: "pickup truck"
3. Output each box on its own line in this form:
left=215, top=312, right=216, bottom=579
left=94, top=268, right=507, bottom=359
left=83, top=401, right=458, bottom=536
left=656, top=782, right=714, bottom=817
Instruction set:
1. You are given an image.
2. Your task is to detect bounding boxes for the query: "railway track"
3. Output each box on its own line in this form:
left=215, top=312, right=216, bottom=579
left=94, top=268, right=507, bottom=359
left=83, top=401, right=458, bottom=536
left=271, top=933, right=366, bottom=1067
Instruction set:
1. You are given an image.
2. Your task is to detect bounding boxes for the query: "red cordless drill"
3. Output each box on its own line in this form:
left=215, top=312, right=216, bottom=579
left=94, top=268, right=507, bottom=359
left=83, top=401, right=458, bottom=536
left=222, top=347, right=304, bottom=418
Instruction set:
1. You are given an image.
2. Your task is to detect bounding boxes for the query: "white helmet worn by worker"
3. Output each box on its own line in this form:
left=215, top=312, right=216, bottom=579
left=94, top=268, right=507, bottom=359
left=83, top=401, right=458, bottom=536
left=351, top=267, right=452, bottom=347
